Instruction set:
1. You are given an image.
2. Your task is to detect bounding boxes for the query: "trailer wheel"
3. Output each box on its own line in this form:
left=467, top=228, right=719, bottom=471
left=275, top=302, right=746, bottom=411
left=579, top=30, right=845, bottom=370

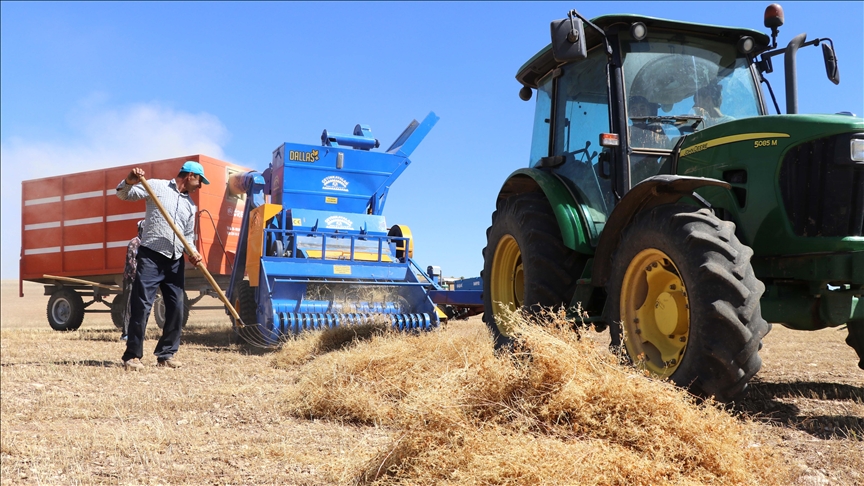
left=47, top=288, right=85, bottom=331
left=607, top=204, right=769, bottom=402
left=110, top=292, right=127, bottom=330
left=482, top=192, right=585, bottom=349
left=153, top=290, right=191, bottom=329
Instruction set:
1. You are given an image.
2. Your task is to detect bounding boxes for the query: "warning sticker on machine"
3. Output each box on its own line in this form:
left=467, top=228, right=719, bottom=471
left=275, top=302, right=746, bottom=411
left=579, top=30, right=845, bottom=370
left=325, top=197, right=338, bottom=204
left=333, top=265, right=351, bottom=275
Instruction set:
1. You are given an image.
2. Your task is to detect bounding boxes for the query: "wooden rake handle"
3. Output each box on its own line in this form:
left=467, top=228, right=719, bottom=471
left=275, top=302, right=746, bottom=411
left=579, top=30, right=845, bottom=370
left=138, top=176, right=244, bottom=326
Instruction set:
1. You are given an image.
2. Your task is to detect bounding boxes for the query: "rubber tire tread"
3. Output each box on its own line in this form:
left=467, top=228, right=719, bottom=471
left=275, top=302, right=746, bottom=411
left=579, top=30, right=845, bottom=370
left=482, top=192, right=585, bottom=349
left=234, top=279, right=268, bottom=344
left=47, top=288, right=85, bottom=331
left=607, top=204, right=769, bottom=402
left=111, top=292, right=126, bottom=330
left=845, top=320, right=864, bottom=370
left=153, top=290, right=191, bottom=330
left=234, top=280, right=259, bottom=327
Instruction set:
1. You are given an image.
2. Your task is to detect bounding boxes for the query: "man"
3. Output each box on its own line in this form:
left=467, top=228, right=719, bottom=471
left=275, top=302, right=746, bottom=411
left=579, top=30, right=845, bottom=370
left=692, top=83, right=735, bottom=127
left=116, top=161, right=209, bottom=371
left=119, top=220, right=144, bottom=341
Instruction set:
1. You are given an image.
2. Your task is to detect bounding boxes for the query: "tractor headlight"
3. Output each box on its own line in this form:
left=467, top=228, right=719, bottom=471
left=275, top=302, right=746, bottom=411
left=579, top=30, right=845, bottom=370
left=852, top=138, right=864, bottom=162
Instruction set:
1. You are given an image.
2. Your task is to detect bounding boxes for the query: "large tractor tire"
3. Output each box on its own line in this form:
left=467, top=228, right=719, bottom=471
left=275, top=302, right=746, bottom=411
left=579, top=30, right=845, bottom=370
left=845, top=320, right=864, bottom=370
left=47, top=288, right=85, bottom=331
left=482, top=192, right=586, bottom=349
left=606, top=204, right=769, bottom=402
left=153, top=289, right=191, bottom=330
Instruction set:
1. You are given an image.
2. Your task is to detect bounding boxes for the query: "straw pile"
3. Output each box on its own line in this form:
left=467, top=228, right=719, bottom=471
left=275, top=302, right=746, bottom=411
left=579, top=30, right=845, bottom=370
left=274, top=310, right=794, bottom=485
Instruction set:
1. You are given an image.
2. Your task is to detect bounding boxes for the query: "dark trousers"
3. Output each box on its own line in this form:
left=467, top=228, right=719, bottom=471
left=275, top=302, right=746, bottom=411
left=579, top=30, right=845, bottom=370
left=122, top=246, right=185, bottom=362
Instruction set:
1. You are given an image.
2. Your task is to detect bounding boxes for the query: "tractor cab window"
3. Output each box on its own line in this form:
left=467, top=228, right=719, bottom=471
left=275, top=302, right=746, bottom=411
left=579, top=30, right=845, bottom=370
left=551, top=49, right=615, bottom=219
left=621, top=32, right=762, bottom=143
left=528, top=75, right=554, bottom=167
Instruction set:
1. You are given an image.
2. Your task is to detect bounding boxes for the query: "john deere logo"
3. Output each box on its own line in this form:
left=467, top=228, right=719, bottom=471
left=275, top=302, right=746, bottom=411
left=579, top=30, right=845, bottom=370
left=289, top=149, right=319, bottom=163
left=324, top=215, right=353, bottom=230
left=322, top=175, right=349, bottom=192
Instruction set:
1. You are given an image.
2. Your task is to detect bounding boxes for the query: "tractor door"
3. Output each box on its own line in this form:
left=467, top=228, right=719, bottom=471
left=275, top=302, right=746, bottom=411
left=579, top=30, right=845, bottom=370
left=540, top=49, right=615, bottom=231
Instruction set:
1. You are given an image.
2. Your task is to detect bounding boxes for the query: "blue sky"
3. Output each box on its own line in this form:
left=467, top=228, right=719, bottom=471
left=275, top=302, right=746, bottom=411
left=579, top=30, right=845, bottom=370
left=2, top=1, right=862, bottom=281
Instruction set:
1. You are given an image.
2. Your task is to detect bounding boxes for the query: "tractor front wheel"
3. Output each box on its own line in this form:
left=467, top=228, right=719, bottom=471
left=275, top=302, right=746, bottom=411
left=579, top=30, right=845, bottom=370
left=607, top=204, right=769, bottom=402
left=482, top=192, right=585, bottom=348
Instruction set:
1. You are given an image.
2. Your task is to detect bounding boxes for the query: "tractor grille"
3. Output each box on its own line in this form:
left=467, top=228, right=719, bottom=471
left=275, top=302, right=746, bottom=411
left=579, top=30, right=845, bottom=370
left=778, top=135, right=864, bottom=237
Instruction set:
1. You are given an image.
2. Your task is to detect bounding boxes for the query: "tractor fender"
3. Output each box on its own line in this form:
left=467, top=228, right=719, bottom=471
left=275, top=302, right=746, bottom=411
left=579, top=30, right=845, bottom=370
left=592, top=174, right=731, bottom=287
left=497, top=168, right=594, bottom=254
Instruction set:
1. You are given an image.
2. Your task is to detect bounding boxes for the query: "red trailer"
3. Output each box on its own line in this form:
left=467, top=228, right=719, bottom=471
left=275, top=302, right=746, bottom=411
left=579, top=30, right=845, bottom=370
left=20, top=155, right=253, bottom=331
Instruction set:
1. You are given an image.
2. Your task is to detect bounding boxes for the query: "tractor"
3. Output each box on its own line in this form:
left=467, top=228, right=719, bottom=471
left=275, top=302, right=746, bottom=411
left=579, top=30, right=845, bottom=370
left=482, top=4, right=863, bottom=402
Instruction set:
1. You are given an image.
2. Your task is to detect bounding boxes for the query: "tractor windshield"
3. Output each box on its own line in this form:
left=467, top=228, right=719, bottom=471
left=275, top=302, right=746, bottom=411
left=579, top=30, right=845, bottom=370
left=621, top=32, right=763, bottom=152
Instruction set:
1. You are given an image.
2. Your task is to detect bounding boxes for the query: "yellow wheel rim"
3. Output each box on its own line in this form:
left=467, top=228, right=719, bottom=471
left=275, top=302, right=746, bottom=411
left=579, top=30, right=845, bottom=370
left=620, top=248, right=690, bottom=377
left=490, top=235, right=523, bottom=335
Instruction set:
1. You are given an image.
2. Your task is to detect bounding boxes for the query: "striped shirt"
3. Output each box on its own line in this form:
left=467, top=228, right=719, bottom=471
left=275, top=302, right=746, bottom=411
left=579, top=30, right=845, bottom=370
left=116, top=178, right=197, bottom=260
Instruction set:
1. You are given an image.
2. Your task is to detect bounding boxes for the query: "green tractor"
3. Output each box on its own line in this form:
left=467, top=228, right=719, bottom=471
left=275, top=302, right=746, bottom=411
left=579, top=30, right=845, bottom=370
left=482, top=4, right=863, bottom=402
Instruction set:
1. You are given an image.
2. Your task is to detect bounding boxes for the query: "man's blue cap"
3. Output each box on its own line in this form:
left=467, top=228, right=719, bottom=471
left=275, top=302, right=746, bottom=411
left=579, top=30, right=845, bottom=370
left=180, top=161, right=210, bottom=184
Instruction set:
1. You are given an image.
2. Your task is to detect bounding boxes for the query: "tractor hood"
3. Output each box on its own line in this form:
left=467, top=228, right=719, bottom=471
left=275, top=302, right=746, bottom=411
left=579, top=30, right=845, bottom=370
left=676, top=113, right=864, bottom=164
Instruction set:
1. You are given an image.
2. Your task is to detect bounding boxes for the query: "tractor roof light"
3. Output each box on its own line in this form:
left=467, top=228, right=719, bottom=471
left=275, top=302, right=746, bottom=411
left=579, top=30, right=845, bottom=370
left=737, top=36, right=756, bottom=54
left=764, top=3, right=785, bottom=48
left=851, top=138, right=864, bottom=162
left=630, top=22, right=648, bottom=41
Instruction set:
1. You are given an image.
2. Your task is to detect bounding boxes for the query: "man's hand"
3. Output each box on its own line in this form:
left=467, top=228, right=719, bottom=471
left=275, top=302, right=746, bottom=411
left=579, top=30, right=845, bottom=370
left=188, top=252, right=203, bottom=267
left=125, top=167, right=144, bottom=185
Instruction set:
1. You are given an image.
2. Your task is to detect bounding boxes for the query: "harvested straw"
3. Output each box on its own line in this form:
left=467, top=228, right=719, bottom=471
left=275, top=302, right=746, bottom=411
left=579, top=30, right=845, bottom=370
left=277, top=310, right=794, bottom=485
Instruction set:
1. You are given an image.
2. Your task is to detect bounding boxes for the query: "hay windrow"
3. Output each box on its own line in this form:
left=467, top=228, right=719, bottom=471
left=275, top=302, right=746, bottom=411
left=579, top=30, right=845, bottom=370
left=277, top=311, right=795, bottom=485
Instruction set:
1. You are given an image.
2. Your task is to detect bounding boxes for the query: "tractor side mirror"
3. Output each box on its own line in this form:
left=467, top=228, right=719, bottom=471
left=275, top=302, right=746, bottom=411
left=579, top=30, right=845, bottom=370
left=822, top=42, right=840, bottom=85
left=551, top=14, right=587, bottom=62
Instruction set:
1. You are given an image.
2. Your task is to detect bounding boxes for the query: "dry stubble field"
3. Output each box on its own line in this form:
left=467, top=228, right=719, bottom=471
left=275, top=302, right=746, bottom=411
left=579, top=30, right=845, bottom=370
left=1, top=280, right=862, bottom=485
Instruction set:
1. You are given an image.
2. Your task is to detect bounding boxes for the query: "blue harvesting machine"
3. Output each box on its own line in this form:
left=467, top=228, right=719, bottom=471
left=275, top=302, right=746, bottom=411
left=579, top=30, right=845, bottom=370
left=225, top=112, right=481, bottom=345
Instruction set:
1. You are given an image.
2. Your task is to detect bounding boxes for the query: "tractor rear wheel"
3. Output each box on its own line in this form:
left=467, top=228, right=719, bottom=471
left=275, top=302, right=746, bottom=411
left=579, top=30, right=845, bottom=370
left=607, top=204, right=769, bottom=402
left=47, top=288, right=85, bottom=331
left=482, top=192, right=585, bottom=348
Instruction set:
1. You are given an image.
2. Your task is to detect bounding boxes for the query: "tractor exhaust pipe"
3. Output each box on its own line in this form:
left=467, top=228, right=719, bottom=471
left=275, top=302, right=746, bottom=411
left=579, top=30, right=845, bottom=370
left=784, top=32, right=806, bottom=115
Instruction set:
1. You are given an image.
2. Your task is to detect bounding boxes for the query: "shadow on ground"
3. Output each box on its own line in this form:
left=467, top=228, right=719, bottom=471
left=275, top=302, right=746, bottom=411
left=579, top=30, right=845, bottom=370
left=735, top=380, right=864, bottom=440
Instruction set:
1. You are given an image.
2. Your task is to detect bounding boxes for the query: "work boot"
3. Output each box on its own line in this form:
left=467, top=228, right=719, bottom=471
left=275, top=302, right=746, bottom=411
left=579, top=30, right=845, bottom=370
left=156, top=358, right=183, bottom=369
left=123, top=358, right=144, bottom=371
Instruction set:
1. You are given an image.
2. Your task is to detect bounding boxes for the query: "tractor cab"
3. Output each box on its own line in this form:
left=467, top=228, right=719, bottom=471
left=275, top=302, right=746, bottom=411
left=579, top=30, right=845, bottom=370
left=518, top=14, right=772, bottom=209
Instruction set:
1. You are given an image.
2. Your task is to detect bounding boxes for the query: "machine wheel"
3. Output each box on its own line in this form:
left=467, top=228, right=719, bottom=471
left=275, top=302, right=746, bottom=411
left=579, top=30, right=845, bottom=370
left=153, top=289, right=191, bottom=330
left=845, top=320, right=864, bottom=370
left=47, top=288, right=85, bottom=331
left=482, top=192, right=586, bottom=349
left=233, top=280, right=259, bottom=327
left=110, top=292, right=127, bottom=330
left=233, top=280, right=267, bottom=345
left=607, top=204, right=769, bottom=402
left=270, top=239, right=284, bottom=257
